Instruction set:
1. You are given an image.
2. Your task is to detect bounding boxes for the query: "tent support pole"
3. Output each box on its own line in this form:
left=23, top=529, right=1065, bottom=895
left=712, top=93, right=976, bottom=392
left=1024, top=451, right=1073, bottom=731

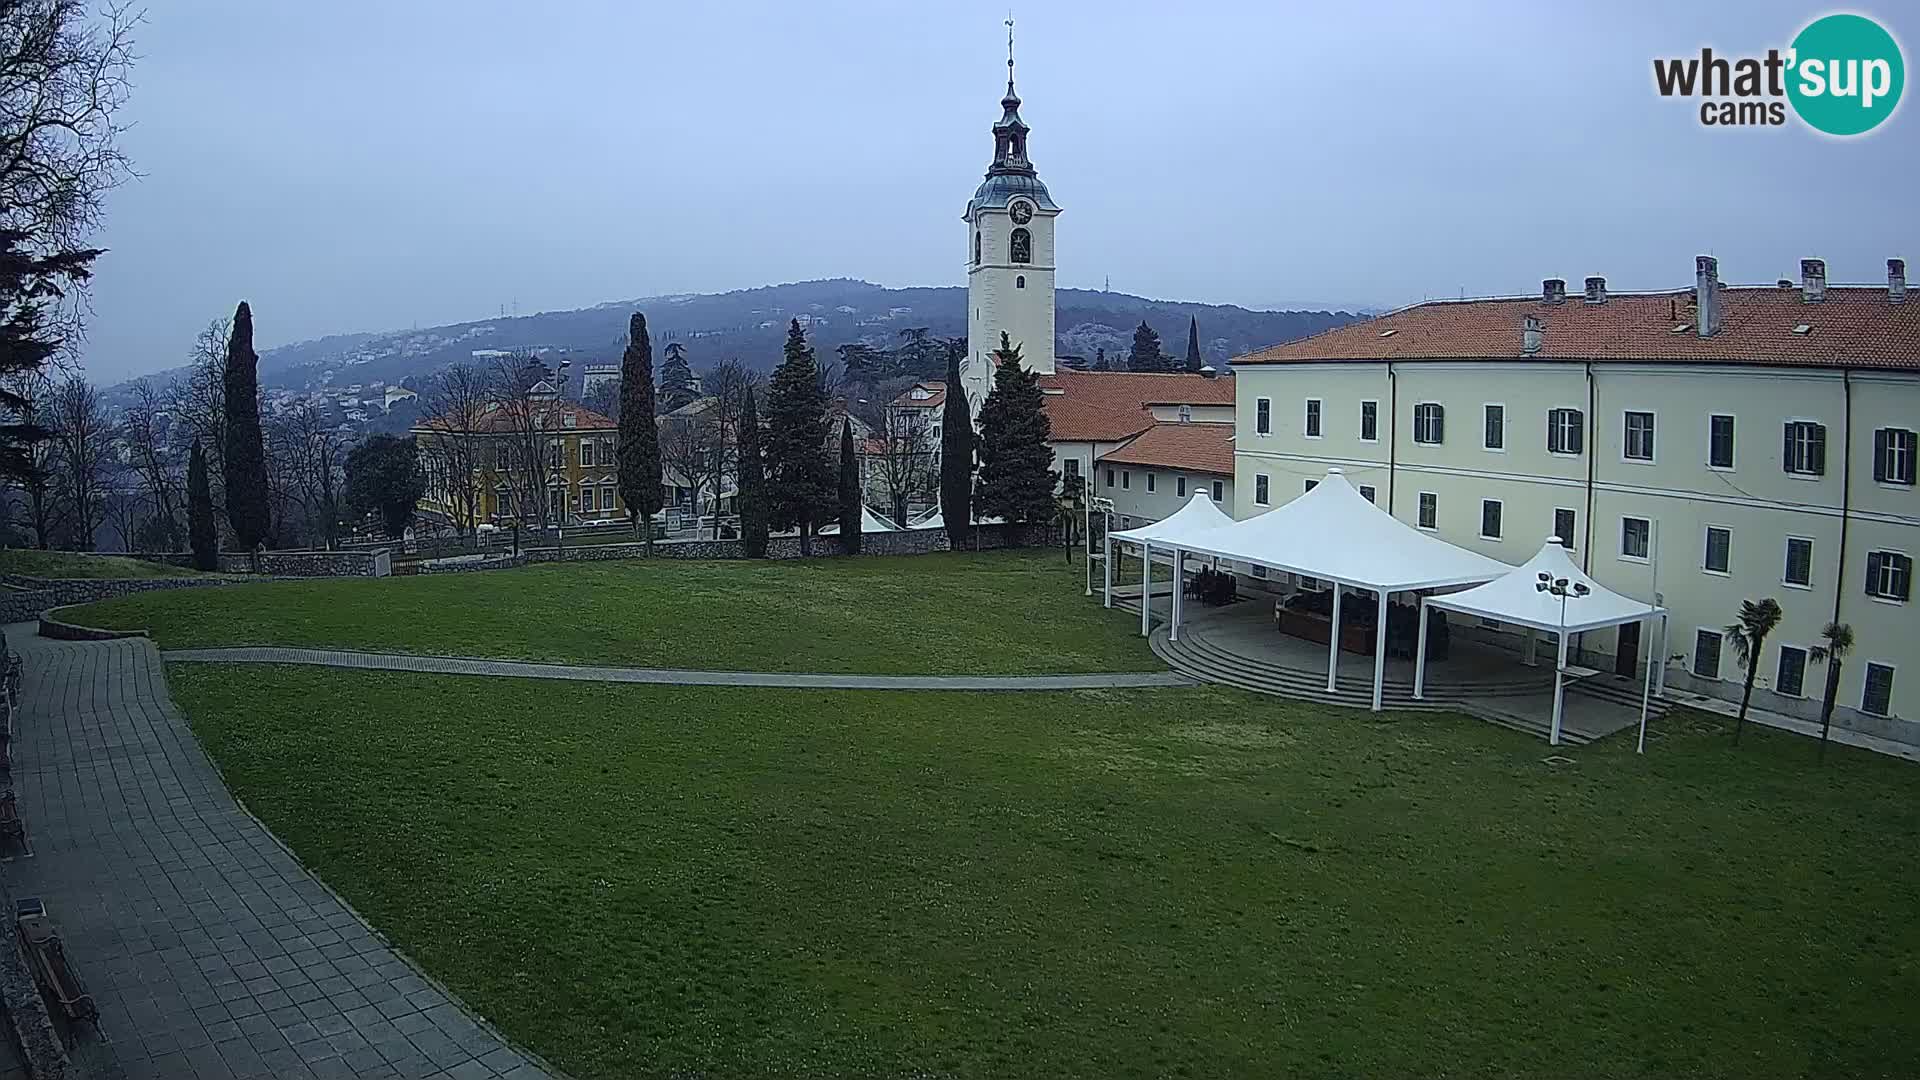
left=1326, top=584, right=1342, bottom=692
left=1523, top=627, right=1538, bottom=666
left=1413, top=597, right=1430, bottom=700
left=1170, top=548, right=1184, bottom=643
left=1550, top=631, right=1568, bottom=747
left=1637, top=614, right=1655, bottom=754
left=1102, top=533, right=1112, bottom=608
left=1654, top=613, right=1669, bottom=697
left=1140, top=542, right=1151, bottom=637
left=1371, top=588, right=1388, bottom=712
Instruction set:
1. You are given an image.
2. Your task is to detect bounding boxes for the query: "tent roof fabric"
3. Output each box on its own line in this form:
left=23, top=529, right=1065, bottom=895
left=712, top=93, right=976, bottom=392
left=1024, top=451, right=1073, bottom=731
left=1424, top=538, right=1664, bottom=632
left=907, top=508, right=1005, bottom=531
left=818, top=505, right=901, bottom=535
left=1109, top=491, right=1236, bottom=546
left=1167, top=469, right=1508, bottom=591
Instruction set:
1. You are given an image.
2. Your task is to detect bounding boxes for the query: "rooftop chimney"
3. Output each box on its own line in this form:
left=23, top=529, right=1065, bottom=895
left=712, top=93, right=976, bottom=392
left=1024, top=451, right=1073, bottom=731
left=1583, top=276, right=1607, bottom=305
left=1891, top=258, right=1908, bottom=304
left=1522, top=313, right=1544, bottom=355
left=1542, top=278, right=1567, bottom=305
left=1800, top=258, right=1827, bottom=303
left=1777, top=279, right=1795, bottom=290
left=1695, top=255, right=1720, bottom=337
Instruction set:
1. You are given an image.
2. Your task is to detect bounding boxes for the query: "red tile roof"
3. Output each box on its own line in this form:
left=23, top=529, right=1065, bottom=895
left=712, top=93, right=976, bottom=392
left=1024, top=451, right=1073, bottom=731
left=1097, top=422, right=1236, bottom=475
left=1236, top=286, right=1919, bottom=370
left=889, top=381, right=948, bottom=409
left=1037, top=370, right=1236, bottom=442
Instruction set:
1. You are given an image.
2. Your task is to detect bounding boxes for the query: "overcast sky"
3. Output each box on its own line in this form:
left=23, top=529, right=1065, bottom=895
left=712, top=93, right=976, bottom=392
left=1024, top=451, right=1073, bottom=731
left=82, top=1, right=1918, bottom=382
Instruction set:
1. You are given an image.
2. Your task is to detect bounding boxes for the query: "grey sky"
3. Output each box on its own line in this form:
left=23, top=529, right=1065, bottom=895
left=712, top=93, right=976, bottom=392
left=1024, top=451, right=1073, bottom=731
left=83, top=1, right=1918, bottom=382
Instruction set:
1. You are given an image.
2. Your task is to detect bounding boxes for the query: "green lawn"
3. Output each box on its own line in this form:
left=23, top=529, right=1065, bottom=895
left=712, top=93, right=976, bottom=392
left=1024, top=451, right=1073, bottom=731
left=169, top=664, right=1920, bottom=1080
left=67, top=550, right=1151, bottom=674
left=0, top=549, right=201, bottom=579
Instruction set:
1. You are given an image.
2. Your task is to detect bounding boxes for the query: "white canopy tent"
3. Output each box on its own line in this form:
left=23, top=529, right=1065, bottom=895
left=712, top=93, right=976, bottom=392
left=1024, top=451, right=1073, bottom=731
left=907, top=507, right=1005, bottom=531
left=1418, top=537, right=1666, bottom=747
left=1106, top=491, right=1237, bottom=641
left=818, top=505, right=901, bottom=535
left=1125, top=469, right=1509, bottom=711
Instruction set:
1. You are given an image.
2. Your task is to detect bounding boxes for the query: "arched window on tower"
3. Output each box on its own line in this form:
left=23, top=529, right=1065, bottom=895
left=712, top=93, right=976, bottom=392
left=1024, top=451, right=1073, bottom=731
left=1010, top=227, right=1031, bottom=264
left=973, top=231, right=981, bottom=265
left=1016, top=275, right=1025, bottom=289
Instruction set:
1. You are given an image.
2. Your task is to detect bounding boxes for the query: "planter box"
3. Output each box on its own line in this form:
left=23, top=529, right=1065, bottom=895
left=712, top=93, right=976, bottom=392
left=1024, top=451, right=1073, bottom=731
left=1275, top=606, right=1376, bottom=656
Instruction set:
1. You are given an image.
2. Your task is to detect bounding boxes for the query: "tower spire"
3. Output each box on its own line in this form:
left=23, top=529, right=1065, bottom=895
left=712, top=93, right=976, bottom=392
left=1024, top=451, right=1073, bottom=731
left=1006, top=13, right=1016, bottom=95
left=988, top=16, right=1033, bottom=177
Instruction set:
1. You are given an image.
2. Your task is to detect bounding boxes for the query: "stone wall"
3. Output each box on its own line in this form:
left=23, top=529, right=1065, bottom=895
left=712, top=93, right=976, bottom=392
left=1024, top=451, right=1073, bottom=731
left=149, top=550, right=391, bottom=577
left=0, top=575, right=236, bottom=624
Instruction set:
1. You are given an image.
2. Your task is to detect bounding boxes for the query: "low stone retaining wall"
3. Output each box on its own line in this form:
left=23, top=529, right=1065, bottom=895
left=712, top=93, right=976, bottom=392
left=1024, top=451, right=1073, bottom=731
left=0, top=880, right=74, bottom=1080
left=152, top=549, right=390, bottom=577
left=407, top=523, right=1056, bottom=572
left=38, top=609, right=149, bottom=640
left=0, top=575, right=235, bottom=625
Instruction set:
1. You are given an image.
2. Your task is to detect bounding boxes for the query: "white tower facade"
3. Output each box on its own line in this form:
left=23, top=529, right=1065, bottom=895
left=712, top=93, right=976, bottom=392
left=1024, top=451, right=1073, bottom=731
left=961, top=38, right=1058, bottom=413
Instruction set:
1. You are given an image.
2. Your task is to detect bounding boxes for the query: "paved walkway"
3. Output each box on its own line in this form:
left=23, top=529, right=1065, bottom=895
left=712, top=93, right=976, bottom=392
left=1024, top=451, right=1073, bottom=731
left=161, top=646, right=1194, bottom=691
left=1, top=627, right=554, bottom=1080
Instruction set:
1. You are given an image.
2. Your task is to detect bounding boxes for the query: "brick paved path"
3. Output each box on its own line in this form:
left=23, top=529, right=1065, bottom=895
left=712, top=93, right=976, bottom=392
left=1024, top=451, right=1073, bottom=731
left=1, top=627, right=555, bottom=1080
left=162, top=645, right=1195, bottom=691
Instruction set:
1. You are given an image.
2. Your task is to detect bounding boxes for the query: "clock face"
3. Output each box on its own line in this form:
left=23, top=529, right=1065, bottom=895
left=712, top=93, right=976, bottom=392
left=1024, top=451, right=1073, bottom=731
left=1009, top=200, right=1034, bottom=225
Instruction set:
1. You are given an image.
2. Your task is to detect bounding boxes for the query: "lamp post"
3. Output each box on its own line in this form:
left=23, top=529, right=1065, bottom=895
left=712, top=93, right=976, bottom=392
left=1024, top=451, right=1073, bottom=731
left=1535, top=572, right=1590, bottom=747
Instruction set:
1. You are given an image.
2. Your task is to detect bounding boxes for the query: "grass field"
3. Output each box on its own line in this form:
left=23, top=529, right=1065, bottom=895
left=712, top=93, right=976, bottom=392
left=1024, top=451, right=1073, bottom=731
left=0, top=549, right=201, bottom=579
left=68, top=551, right=1150, bottom=674
left=168, top=663, right=1920, bottom=1080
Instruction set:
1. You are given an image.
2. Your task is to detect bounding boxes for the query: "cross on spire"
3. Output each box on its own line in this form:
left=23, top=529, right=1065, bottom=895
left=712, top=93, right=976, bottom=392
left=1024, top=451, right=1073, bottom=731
left=1006, top=13, right=1015, bottom=90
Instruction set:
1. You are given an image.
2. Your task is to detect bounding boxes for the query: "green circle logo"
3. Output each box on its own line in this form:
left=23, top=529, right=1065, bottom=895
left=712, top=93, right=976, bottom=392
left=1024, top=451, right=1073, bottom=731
left=1787, top=14, right=1904, bottom=135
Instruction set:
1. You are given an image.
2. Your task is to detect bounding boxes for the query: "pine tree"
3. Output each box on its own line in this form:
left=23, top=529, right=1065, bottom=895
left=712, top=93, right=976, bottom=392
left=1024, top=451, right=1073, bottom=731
left=617, top=313, right=664, bottom=552
left=658, top=341, right=698, bottom=413
left=1184, top=315, right=1203, bottom=372
left=975, top=332, right=1057, bottom=527
left=1091, top=346, right=1107, bottom=372
left=940, top=343, right=974, bottom=550
left=737, top=385, right=768, bottom=557
left=221, top=301, right=271, bottom=549
left=187, top=440, right=218, bottom=571
left=838, top=419, right=862, bottom=555
left=1128, top=320, right=1166, bottom=373
left=0, top=229, right=97, bottom=483
left=764, top=319, right=834, bottom=555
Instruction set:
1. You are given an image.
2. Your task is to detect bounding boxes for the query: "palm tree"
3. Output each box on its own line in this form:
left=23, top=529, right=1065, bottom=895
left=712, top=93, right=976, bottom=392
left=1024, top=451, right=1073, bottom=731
left=1726, top=598, right=1784, bottom=745
left=1808, top=621, right=1855, bottom=763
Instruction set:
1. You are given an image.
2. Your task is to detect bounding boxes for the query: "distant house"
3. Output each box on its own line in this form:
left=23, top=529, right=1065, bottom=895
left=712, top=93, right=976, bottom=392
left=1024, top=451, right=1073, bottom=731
left=412, top=394, right=624, bottom=530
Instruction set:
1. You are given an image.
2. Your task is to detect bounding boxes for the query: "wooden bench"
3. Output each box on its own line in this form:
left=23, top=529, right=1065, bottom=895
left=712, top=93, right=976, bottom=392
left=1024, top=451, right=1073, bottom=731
left=14, top=901, right=95, bottom=1025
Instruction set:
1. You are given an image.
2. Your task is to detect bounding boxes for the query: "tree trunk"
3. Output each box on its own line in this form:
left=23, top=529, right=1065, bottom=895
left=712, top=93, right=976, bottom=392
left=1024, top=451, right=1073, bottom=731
left=1818, top=660, right=1842, bottom=763
left=1733, top=658, right=1759, bottom=745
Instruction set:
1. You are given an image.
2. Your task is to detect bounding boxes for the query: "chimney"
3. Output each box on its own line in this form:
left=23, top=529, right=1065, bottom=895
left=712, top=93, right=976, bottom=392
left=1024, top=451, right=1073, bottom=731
left=1891, top=258, right=1908, bottom=304
left=1777, top=279, right=1795, bottom=290
left=1522, top=313, right=1544, bottom=355
left=1695, top=255, right=1720, bottom=337
left=1800, top=257, right=1827, bottom=303
left=1583, top=276, right=1607, bottom=304
left=1542, top=278, right=1567, bottom=305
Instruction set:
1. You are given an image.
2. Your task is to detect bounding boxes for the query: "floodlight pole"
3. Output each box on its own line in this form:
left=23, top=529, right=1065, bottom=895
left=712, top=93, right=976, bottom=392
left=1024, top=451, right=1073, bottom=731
left=1371, top=588, right=1389, bottom=712
left=1637, top=518, right=1660, bottom=755
left=1171, top=547, right=1184, bottom=642
left=1083, top=474, right=1094, bottom=596
left=1326, top=584, right=1343, bottom=692
left=1413, top=596, right=1430, bottom=700
left=1140, top=541, right=1152, bottom=637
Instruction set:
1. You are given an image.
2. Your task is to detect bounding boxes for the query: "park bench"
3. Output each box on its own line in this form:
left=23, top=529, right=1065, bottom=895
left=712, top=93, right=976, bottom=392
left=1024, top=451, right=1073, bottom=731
left=14, top=899, right=95, bottom=1025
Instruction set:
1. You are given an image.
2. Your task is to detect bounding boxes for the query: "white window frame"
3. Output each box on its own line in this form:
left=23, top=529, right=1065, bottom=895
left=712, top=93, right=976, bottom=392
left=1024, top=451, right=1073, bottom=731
left=1774, top=644, right=1809, bottom=699
left=1482, top=403, right=1505, bottom=452
left=1547, top=407, right=1584, bottom=457
left=1412, top=402, right=1444, bottom=445
left=579, top=440, right=594, bottom=468
left=1783, top=536, right=1814, bottom=589
left=601, top=485, right=616, bottom=511
left=1707, top=413, right=1736, bottom=471
left=1479, top=498, right=1503, bottom=541
left=1255, top=397, right=1272, bottom=437
left=1623, top=409, right=1657, bottom=463
left=1620, top=515, right=1651, bottom=563
left=1877, top=426, right=1917, bottom=487
left=1861, top=662, right=1896, bottom=717
left=1783, top=418, right=1826, bottom=478
left=1359, top=400, right=1379, bottom=443
left=1146, top=471, right=1156, bottom=493
left=1254, top=473, right=1271, bottom=505
left=1416, top=491, right=1437, bottom=530
left=1702, top=524, right=1732, bottom=576
left=1693, top=628, right=1725, bottom=680
left=1866, top=549, right=1912, bottom=603
left=1303, top=398, right=1323, bottom=439
left=1553, top=508, right=1578, bottom=550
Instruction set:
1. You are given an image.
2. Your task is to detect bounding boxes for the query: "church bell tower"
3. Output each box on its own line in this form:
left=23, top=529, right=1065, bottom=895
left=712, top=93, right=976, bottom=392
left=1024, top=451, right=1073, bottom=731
left=962, top=19, right=1058, bottom=411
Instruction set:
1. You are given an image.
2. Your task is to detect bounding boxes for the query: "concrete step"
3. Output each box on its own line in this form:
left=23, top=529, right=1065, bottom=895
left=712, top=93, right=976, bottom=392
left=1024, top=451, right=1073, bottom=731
left=1172, top=630, right=1552, bottom=701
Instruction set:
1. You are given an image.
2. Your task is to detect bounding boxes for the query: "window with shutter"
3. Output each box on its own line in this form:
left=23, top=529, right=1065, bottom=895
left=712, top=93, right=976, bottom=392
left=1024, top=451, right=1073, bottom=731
left=1862, top=663, right=1895, bottom=717
left=1866, top=551, right=1911, bottom=601
left=1776, top=646, right=1807, bottom=697
left=1878, top=427, right=1917, bottom=485
left=1548, top=408, right=1584, bottom=455
left=1784, top=421, right=1826, bottom=476
left=1708, top=414, right=1736, bottom=468
left=1784, top=537, right=1813, bottom=587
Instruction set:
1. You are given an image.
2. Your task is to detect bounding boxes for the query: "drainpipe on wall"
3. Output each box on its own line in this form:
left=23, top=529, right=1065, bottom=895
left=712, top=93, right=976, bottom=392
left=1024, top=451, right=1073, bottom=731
left=1582, top=361, right=1596, bottom=574
left=1386, top=362, right=1398, bottom=513
left=1833, top=369, right=1852, bottom=628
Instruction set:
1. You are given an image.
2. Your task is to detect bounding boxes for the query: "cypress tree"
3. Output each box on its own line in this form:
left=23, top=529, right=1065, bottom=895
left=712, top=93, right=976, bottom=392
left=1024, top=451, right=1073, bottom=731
left=187, top=440, right=218, bottom=571
left=1127, top=320, right=1166, bottom=373
left=737, top=385, right=768, bottom=557
left=939, top=343, right=974, bottom=550
left=617, top=312, right=663, bottom=552
left=837, top=418, right=862, bottom=555
left=764, top=319, right=834, bottom=555
left=221, top=301, right=271, bottom=549
left=975, top=332, right=1057, bottom=527
left=1184, top=315, right=1203, bottom=372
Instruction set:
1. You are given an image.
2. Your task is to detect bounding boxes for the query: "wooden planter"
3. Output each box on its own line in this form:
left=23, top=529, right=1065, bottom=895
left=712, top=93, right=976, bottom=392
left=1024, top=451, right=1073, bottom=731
left=1274, top=606, right=1376, bottom=656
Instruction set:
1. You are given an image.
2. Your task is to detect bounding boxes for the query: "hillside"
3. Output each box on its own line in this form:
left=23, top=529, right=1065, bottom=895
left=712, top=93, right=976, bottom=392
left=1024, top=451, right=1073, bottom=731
left=237, top=280, right=1358, bottom=394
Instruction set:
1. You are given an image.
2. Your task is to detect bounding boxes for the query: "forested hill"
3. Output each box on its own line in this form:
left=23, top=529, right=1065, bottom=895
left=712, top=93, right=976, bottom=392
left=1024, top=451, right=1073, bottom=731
left=232, top=280, right=1359, bottom=393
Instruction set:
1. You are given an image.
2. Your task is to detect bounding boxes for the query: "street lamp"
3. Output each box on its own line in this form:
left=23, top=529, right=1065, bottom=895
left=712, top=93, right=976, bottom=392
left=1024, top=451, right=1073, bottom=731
left=1534, top=572, right=1591, bottom=746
